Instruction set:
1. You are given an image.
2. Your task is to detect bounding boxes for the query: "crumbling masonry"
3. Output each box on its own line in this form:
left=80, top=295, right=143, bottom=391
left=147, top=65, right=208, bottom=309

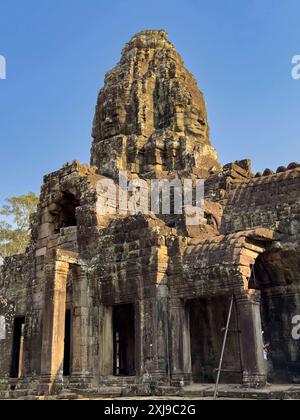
left=1, top=30, right=300, bottom=396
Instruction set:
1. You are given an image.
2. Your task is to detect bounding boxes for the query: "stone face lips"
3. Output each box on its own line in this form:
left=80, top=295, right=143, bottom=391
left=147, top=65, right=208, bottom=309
left=91, top=30, right=220, bottom=180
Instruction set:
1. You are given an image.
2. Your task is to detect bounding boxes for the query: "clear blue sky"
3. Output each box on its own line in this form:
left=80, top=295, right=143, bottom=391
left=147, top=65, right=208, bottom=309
left=0, top=0, right=299, bottom=203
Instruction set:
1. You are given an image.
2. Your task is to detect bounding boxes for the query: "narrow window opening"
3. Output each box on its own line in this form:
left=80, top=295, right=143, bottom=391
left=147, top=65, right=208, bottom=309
left=52, top=192, right=80, bottom=234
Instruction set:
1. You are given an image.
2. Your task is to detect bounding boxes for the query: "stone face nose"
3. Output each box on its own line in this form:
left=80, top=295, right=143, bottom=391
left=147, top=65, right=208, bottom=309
left=91, top=30, right=221, bottom=180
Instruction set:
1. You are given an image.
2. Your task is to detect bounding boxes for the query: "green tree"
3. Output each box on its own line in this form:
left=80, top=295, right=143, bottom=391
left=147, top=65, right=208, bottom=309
left=0, top=192, right=39, bottom=261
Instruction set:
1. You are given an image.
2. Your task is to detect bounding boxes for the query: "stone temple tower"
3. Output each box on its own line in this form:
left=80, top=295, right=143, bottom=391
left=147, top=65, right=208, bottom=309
left=91, top=30, right=221, bottom=180
left=1, top=30, right=300, bottom=398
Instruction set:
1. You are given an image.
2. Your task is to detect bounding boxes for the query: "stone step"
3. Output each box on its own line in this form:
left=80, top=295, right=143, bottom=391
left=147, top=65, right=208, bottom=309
left=71, top=387, right=124, bottom=398
left=183, top=385, right=300, bottom=400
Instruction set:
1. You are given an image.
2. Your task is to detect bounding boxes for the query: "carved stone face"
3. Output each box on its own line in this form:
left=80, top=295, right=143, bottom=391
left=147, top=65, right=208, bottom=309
left=122, top=30, right=170, bottom=57
left=91, top=30, right=220, bottom=178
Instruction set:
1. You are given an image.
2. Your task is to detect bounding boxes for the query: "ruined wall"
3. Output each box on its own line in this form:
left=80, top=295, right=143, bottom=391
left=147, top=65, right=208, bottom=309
left=91, top=215, right=172, bottom=382
left=168, top=229, right=275, bottom=299
left=0, top=252, right=38, bottom=383
left=221, top=167, right=300, bottom=240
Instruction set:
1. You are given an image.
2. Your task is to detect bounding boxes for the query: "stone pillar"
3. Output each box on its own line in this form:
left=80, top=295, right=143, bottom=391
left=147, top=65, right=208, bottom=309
left=169, top=298, right=191, bottom=386
left=70, top=266, right=93, bottom=388
left=147, top=286, right=170, bottom=384
left=155, top=288, right=170, bottom=383
left=139, top=287, right=170, bottom=384
left=236, top=291, right=267, bottom=388
left=99, top=305, right=114, bottom=377
left=40, top=261, right=69, bottom=394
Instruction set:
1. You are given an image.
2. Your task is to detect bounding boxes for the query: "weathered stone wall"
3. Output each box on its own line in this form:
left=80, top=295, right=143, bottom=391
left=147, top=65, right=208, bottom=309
left=168, top=229, right=274, bottom=299
left=91, top=215, right=171, bottom=382
left=0, top=252, right=38, bottom=383
left=221, top=167, right=300, bottom=240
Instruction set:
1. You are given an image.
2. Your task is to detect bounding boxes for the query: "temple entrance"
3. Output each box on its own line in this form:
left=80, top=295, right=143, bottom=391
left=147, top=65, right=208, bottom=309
left=189, top=297, right=242, bottom=384
left=113, top=304, right=135, bottom=376
left=250, top=248, right=300, bottom=383
left=10, top=317, right=25, bottom=378
left=41, top=258, right=80, bottom=386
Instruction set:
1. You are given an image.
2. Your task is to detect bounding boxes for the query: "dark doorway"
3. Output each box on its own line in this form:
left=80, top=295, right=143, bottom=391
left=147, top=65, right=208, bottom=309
left=10, top=317, right=25, bottom=378
left=63, top=309, right=72, bottom=376
left=113, top=304, right=135, bottom=376
left=189, top=297, right=242, bottom=384
left=250, top=250, right=300, bottom=383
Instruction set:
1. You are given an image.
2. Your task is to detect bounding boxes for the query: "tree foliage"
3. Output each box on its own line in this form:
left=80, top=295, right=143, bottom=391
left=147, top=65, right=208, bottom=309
left=0, top=192, right=39, bottom=261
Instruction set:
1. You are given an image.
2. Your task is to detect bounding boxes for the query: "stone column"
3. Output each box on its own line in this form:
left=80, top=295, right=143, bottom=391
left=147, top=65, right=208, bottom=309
left=40, top=261, right=69, bottom=394
left=99, top=305, right=114, bottom=377
left=236, top=291, right=267, bottom=388
left=70, top=266, right=93, bottom=388
left=155, top=288, right=170, bottom=383
left=169, top=298, right=192, bottom=386
left=144, top=286, right=170, bottom=384
left=134, top=300, right=142, bottom=379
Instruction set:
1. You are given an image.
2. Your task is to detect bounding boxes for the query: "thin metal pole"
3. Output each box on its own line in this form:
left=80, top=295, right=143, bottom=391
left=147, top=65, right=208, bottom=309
left=213, top=295, right=235, bottom=400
